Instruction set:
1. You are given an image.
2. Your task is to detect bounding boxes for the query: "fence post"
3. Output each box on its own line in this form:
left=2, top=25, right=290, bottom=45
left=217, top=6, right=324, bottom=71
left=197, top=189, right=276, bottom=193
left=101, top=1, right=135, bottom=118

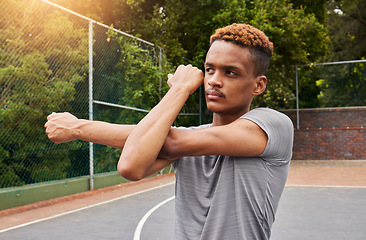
left=159, top=47, right=162, bottom=101
left=295, top=66, right=299, bottom=130
left=88, top=21, right=94, bottom=190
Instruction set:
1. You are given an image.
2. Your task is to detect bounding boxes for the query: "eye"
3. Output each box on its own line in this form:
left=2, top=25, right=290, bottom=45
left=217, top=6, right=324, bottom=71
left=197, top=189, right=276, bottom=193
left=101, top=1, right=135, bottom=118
left=205, top=68, right=214, bottom=74
left=226, top=70, right=237, bottom=76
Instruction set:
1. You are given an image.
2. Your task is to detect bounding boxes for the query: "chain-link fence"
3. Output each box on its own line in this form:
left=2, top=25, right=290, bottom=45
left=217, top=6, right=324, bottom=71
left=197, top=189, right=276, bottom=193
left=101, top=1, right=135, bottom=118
left=1, top=0, right=198, bottom=192
left=294, top=59, right=366, bottom=129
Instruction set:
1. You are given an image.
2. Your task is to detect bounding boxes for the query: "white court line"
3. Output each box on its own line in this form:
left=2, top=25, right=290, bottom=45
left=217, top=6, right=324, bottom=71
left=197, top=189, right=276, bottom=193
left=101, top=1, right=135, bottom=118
left=286, top=184, right=366, bottom=188
left=133, top=196, right=175, bottom=240
left=0, top=181, right=175, bottom=234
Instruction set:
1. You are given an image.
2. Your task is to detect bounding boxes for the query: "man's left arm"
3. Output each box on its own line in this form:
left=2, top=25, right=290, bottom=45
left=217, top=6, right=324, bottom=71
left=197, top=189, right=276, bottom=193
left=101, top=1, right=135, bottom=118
left=117, top=65, right=204, bottom=181
left=120, top=116, right=269, bottom=181
left=159, top=119, right=268, bottom=159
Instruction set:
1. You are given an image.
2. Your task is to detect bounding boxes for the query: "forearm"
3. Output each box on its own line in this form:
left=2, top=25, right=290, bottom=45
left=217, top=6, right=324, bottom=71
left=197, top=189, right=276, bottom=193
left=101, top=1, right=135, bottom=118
left=45, top=111, right=136, bottom=148
left=118, top=87, right=190, bottom=180
left=116, top=65, right=203, bottom=180
left=74, top=120, right=135, bottom=149
left=45, top=112, right=175, bottom=176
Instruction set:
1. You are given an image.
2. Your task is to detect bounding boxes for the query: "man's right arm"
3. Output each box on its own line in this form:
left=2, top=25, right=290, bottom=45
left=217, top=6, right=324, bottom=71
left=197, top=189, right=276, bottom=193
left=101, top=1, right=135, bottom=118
left=44, top=112, right=135, bottom=149
left=44, top=112, right=177, bottom=179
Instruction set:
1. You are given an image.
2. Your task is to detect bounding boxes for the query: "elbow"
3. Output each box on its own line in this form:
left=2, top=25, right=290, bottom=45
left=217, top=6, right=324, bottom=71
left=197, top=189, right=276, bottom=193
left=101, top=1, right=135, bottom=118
left=161, top=131, right=180, bottom=159
left=117, top=158, right=144, bottom=181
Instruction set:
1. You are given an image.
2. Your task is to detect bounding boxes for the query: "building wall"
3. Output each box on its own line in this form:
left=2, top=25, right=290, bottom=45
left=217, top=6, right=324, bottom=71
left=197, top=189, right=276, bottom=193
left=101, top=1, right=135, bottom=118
left=280, top=107, right=366, bottom=160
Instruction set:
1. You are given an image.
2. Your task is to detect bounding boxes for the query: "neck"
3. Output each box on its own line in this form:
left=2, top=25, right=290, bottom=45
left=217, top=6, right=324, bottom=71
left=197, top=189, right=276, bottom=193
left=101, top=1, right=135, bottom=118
left=211, top=108, right=250, bottom=127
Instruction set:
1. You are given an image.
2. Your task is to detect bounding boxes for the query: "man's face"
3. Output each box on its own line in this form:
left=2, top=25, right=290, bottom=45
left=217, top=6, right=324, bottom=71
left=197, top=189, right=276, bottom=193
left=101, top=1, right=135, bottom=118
left=204, top=40, right=264, bottom=117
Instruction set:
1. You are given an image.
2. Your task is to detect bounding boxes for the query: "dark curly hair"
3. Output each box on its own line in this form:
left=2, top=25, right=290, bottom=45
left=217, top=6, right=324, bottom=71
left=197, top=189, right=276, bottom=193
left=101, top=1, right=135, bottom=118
left=210, top=23, right=273, bottom=77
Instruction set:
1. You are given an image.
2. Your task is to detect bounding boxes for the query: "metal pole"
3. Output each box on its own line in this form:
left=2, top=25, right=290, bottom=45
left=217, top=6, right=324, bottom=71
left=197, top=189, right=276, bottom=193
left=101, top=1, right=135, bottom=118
left=159, top=47, right=162, bottom=101
left=295, top=66, right=299, bottom=130
left=88, top=21, right=94, bottom=190
left=158, top=47, right=163, bottom=176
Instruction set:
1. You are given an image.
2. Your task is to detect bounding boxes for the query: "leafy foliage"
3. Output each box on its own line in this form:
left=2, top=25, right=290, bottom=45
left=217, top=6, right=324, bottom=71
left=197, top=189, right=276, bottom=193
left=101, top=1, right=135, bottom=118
left=51, top=0, right=366, bottom=110
left=1, top=0, right=174, bottom=188
left=312, top=0, right=366, bottom=107
left=316, top=61, right=366, bottom=107
left=1, top=0, right=89, bottom=187
left=92, top=27, right=176, bottom=170
left=212, top=0, right=329, bottom=109
left=111, top=0, right=366, bottom=110
left=112, top=0, right=329, bottom=110
left=326, top=0, right=366, bottom=61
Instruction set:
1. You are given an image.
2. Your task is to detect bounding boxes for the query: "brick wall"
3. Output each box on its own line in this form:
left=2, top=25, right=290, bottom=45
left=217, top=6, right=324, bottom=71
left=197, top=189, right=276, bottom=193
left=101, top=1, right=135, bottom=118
left=281, top=107, right=366, bottom=160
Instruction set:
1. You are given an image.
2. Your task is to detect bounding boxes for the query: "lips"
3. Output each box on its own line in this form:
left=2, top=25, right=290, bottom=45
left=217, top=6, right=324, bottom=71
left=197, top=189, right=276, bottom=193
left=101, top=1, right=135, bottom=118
left=205, top=89, right=225, bottom=99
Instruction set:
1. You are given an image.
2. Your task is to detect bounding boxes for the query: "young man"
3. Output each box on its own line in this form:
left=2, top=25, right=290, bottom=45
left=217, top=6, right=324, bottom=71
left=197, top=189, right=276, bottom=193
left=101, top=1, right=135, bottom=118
left=45, top=23, right=294, bottom=239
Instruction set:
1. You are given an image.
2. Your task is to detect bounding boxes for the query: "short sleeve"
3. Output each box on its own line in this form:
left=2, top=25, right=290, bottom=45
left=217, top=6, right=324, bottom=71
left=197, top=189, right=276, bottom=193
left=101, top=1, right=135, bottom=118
left=172, top=124, right=211, bottom=171
left=241, top=108, right=294, bottom=165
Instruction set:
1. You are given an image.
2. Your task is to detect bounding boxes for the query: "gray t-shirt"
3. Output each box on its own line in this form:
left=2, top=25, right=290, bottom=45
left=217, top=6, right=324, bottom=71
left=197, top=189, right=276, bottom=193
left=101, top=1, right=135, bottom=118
left=173, top=108, right=294, bottom=240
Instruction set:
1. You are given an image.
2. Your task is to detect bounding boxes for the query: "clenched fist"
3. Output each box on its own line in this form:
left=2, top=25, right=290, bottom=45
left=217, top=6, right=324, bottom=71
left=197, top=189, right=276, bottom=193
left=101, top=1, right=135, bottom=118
left=167, top=64, right=204, bottom=95
left=44, top=112, right=80, bottom=144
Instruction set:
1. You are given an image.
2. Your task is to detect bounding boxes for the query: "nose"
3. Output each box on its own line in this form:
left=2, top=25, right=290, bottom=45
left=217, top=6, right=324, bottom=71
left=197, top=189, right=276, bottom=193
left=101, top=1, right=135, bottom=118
left=206, top=72, right=223, bottom=88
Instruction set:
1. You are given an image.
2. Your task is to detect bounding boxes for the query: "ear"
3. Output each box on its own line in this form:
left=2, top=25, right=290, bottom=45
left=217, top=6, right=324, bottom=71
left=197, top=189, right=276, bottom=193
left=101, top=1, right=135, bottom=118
left=253, top=75, right=267, bottom=96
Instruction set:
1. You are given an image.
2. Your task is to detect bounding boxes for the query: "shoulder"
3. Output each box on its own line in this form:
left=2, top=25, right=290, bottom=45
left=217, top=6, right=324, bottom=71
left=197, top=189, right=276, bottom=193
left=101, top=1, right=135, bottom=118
left=241, top=108, right=293, bottom=133
left=241, top=108, right=294, bottom=162
left=241, top=107, right=291, bottom=121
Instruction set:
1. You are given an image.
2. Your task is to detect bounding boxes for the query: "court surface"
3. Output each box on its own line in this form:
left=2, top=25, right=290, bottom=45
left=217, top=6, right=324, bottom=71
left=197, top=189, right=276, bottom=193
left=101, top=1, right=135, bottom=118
left=1, top=160, right=366, bottom=240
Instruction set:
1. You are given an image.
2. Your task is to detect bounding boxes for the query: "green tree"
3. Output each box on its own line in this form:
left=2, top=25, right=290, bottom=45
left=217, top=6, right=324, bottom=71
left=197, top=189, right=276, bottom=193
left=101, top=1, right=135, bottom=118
left=290, top=0, right=327, bottom=24
left=326, top=0, right=366, bottom=61
left=110, top=0, right=329, bottom=112
left=316, top=62, right=366, bottom=107
left=0, top=0, right=88, bottom=187
left=113, top=0, right=227, bottom=66
left=314, top=0, right=366, bottom=107
left=212, top=0, right=328, bottom=109
left=55, top=0, right=329, bottom=113
left=49, top=0, right=105, bottom=22
left=92, top=28, right=172, bottom=173
left=113, top=0, right=365, bottom=109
